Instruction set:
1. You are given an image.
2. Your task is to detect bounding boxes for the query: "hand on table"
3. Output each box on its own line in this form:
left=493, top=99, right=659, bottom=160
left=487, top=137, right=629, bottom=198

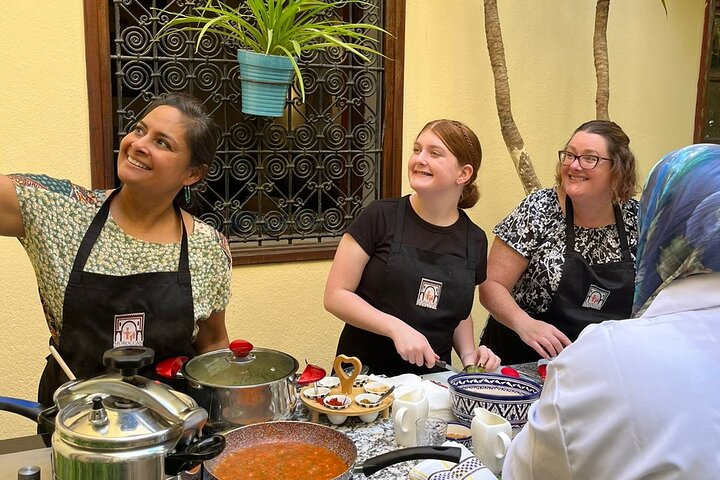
left=517, top=318, right=572, bottom=358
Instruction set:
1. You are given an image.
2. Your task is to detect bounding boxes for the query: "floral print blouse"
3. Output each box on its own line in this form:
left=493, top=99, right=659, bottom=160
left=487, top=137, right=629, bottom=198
left=10, top=174, right=232, bottom=344
left=493, top=188, right=639, bottom=314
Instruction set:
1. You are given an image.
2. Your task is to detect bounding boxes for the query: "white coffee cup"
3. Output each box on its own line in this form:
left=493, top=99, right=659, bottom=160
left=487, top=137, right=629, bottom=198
left=392, top=388, right=429, bottom=447
left=471, top=407, right=512, bottom=475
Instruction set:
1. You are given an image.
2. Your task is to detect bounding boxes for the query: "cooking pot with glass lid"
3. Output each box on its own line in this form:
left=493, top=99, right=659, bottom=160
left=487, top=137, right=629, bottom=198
left=157, top=339, right=300, bottom=429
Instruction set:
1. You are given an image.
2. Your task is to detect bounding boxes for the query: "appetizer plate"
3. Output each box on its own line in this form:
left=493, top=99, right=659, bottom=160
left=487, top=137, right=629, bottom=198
left=446, top=422, right=473, bottom=449
left=303, top=386, right=331, bottom=400
left=323, top=394, right=351, bottom=410
left=353, top=374, right=369, bottom=387
left=364, top=381, right=391, bottom=395
left=317, top=376, right=341, bottom=389
left=355, top=393, right=381, bottom=408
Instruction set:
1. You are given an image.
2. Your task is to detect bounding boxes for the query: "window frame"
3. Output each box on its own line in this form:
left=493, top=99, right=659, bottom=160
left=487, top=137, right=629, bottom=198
left=82, top=0, right=406, bottom=265
left=695, top=0, right=720, bottom=143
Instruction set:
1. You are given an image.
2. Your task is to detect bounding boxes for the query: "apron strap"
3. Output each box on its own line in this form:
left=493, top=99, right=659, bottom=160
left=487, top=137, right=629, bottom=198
left=613, top=203, right=632, bottom=262
left=462, top=211, right=477, bottom=271
left=390, top=196, right=408, bottom=255
left=392, top=196, right=477, bottom=272
left=565, top=196, right=632, bottom=261
left=69, top=187, right=191, bottom=285
left=177, top=218, right=191, bottom=284
left=564, top=195, right=577, bottom=252
left=68, top=189, right=118, bottom=284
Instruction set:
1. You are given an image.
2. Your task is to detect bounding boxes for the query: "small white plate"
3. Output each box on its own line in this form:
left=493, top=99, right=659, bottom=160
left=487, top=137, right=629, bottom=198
left=364, top=381, right=391, bottom=395
left=317, top=376, right=341, bottom=389
left=355, top=393, right=381, bottom=408
left=353, top=374, right=369, bottom=387
left=303, top=386, right=330, bottom=399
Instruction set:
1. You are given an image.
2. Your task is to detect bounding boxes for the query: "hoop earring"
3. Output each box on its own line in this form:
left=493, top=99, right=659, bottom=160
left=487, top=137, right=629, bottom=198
left=184, top=185, right=191, bottom=204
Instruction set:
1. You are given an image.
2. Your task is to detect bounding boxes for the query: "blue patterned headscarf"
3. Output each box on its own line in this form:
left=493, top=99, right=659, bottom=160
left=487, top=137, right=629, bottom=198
left=633, top=144, right=720, bottom=316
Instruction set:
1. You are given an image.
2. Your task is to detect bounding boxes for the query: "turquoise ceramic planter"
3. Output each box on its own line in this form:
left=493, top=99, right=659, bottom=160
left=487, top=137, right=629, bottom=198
left=236, top=50, right=295, bottom=117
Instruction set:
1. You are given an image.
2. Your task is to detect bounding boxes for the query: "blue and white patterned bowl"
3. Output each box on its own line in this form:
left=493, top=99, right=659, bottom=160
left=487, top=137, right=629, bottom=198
left=448, top=373, right=542, bottom=427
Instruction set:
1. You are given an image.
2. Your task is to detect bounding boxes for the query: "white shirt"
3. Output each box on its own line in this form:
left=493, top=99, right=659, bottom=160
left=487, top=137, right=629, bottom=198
left=503, top=273, right=720, bottom=480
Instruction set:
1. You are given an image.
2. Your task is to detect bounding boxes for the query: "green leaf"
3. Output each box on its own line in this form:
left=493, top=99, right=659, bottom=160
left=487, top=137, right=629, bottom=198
left=155, top=0, right=392, bottom=104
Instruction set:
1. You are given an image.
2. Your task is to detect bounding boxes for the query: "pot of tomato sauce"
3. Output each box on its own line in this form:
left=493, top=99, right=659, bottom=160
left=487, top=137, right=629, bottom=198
left=197, top=421, right=461, bottom=480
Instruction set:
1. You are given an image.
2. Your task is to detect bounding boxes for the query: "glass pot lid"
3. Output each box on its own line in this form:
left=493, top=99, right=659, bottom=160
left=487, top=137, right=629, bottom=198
left=183, top=340, right=299, bottom=387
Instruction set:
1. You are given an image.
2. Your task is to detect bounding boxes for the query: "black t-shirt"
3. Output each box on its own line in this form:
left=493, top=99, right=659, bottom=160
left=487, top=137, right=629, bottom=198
left=347, top=198, right=488, bottom=304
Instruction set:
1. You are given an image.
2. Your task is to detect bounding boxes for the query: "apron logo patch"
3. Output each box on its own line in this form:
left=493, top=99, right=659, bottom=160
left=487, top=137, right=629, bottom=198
left=416, top=278, right=442, bottom=310
left=582, top=285, right=610, bottom=310
left=113, top=313, right=145, bottom=347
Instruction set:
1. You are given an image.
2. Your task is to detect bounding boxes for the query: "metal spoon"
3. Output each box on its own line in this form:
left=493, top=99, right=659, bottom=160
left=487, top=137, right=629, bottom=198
left=375, top=385, right=395, bottom=404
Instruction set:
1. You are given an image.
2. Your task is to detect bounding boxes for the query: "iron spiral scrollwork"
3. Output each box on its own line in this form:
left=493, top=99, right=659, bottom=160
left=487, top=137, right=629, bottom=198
left=109, top=0, right=385, bottom=252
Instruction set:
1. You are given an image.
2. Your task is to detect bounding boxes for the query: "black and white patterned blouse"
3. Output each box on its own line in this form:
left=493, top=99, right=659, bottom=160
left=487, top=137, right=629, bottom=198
left=493, top=188, right=639, bottom=314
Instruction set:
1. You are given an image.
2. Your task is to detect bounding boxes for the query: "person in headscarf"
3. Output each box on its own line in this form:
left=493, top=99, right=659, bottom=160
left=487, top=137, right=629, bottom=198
left=502, top=143, right=720, bottom=480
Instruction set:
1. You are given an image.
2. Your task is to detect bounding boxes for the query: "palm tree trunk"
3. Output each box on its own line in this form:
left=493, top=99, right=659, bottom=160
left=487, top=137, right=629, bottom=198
left=594, top=0, right=610, bottom=120
left=483, top=0, right=542, bottom=195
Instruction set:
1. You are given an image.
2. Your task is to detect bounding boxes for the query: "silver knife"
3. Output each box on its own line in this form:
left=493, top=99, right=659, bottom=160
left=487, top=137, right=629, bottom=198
left=435, top=360, right=461, bottom=373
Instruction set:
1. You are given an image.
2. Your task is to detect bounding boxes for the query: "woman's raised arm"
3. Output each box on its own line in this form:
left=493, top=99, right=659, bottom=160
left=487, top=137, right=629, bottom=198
left=0, top=175, right=24, bottom=237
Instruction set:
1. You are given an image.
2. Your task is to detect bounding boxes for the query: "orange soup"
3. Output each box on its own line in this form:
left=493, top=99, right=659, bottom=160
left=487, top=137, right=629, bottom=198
left=213, top=442, right=348, bottom=480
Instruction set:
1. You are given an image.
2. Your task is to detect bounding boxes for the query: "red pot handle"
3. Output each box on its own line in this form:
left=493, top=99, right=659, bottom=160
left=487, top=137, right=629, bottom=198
left=229, top=339, right=254, bottom=358
left=155, top=356, right=189, bottom=379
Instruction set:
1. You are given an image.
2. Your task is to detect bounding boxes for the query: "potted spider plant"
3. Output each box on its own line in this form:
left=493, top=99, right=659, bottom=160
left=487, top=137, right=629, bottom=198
left=160, top=0, right=388, bottom=117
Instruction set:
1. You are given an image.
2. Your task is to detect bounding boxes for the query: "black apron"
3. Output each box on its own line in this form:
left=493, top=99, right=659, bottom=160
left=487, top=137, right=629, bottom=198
left=336, top=196, right=477, bottom=376
left=38, top=188, right=196, bottom=406
left=481, top=196, right=635, bottom=364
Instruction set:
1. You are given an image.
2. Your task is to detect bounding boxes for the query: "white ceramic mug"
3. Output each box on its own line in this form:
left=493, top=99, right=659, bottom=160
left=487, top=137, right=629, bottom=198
left=471, top=407, right=512, bottom=475
left=392, top=388, right=429, bottom=447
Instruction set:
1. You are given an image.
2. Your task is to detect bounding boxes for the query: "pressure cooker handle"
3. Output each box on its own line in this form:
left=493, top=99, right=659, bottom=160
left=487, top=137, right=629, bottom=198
left=103, top=347, right=155, bottom=377
left=164, top=434, right=226, bottom=476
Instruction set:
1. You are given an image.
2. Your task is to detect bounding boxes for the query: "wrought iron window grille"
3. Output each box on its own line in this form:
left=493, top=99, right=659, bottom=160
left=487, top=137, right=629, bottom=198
left=108, top=0, right=392, bottom=263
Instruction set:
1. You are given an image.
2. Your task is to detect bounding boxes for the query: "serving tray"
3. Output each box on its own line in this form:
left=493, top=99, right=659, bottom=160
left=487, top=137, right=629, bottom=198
left=299, top=355, right=393, bottom=423
left=299, top=385, right=393, bottom=423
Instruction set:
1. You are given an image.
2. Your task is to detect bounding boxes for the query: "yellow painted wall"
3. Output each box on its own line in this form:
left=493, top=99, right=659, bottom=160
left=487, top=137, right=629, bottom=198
left=0, top=0, right=704, bottom=438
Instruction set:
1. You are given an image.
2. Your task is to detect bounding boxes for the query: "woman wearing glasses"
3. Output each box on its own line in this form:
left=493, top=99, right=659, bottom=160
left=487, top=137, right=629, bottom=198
left=478, top=120, right=639, bottom=364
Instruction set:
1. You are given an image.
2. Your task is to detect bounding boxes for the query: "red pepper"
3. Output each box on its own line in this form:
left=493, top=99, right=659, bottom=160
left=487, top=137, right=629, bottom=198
left=537, top=364, right=547, bottom=380
left=501, top=366, right=520, bottom=378
left=297, top=361, right=327, bottom=386
left=326, top=397, right=345, bottom=407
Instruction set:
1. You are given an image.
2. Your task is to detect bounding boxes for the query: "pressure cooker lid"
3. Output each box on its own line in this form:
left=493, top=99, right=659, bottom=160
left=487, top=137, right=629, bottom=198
left=55, top=394, right=183, bottom=450
left=183, top=340, right=299, bottom=387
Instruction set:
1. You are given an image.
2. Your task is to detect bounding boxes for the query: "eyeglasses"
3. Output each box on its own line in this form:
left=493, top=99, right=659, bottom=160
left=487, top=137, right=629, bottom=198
left=558, top=150, right=612, bottom=169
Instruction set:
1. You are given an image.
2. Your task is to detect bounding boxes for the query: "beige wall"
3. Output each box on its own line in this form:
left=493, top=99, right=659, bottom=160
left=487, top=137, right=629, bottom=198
left=0, top=0, right=704, bottom=438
